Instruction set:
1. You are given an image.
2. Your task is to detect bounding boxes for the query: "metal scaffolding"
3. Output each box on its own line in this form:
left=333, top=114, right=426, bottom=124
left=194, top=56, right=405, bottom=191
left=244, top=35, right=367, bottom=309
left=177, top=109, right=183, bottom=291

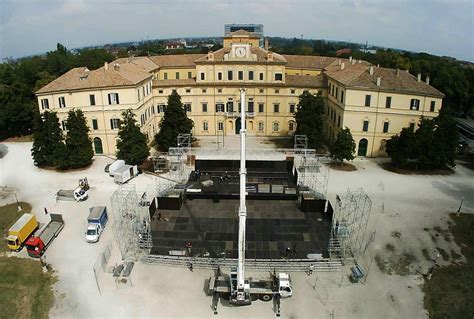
left=294, top=154, right=330, bottom=199
left=111, top=184, right=153, bottom=261
left=294, top=135, right=308, bottom=153
left=329, top=188, right=372, bottom=262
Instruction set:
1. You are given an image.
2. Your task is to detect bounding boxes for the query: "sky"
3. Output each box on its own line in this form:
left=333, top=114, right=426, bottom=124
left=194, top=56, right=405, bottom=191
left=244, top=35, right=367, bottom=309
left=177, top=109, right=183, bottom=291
left=0, top=0, right=473, bottom=61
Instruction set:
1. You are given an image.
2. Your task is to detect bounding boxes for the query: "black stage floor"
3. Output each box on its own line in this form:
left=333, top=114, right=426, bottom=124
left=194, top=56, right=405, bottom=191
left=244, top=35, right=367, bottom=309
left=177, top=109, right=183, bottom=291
left=150, top=199, right=331, bottom=259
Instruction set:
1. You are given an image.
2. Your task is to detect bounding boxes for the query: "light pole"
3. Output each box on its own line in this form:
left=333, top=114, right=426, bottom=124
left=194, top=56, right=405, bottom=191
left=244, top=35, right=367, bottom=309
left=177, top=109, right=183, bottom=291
left=14, top=192, right=21, bottom=212
left=456, top=197, right=464, bottom=216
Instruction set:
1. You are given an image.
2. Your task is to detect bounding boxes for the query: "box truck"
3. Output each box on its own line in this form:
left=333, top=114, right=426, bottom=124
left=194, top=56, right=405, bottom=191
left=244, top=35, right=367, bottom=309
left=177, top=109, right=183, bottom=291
left=109, top=160, right=125, bottom=177
left=114, top=165, right=139, bottom=184
left=86, top=206, right=108, bottom=243
left=26, top=214, right=64, bottom=257
left=6, top=213, right=38, bottom=251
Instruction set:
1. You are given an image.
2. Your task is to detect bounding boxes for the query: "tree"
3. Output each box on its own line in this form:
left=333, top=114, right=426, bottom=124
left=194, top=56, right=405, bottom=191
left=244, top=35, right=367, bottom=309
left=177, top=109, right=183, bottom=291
left=155, top=91, right=193, bottom=151
left=330, top=127, right=356, bottom=162
left=31, top=111, right=63, bottom=167
left=432, top=107, right=458, bottom=168
left=294, top=91, right=325, bottom=149
left=386, top=127, right=417, bottom=167
left=116, top=109, right=150, bottom=165
left=64, top=109, right=93, bottom=169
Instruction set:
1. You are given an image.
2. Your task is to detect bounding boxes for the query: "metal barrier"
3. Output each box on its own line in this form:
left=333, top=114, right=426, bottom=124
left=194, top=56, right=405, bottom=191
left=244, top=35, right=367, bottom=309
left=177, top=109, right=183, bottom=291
left=141, top=254, right=343, bottom=272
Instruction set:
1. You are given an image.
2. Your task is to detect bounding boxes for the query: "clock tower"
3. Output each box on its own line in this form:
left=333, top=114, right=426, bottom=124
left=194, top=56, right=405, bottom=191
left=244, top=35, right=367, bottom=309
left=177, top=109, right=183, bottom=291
left=230, top=43, right=251, bottom=60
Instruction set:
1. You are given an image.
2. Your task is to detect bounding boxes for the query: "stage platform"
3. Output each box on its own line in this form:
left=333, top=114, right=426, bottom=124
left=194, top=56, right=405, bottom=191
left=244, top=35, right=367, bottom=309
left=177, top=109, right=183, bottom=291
left=150, top=199, right=331, bottom=260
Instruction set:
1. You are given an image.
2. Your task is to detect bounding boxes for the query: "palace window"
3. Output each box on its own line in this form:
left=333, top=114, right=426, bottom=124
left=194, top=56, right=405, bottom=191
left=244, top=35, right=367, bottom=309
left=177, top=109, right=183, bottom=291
left=176, top=72, right=180, bottom=80
left=228, top=70, right=233, bottom=80
left=430, top=101, right=436, bottom=112
left=289, top=104, right=295, bottom=113
left=164, top=72, right=168, bottom=80
left=110, top=118, right=120, bottom=129
left=291, top=89, right=296, bottom=94
left=203, top=121, right=208, bottom=131
left=410, top=99, right=420, bottom=110
left=340, top=90, right=344, bottom=103
left=186, top=88, right=191, bottom=93
left=362, top=120, right=369, bottom=132
left=386, top=96, right=392, bottom=108
left=216, top=103, right=225, bottom=113
left=274, top=73, right=283, bottom=81
left=202, top=89, right=207, bottom=93
left=61, top=120, right=67, bottom=131
left=273, top=104, right=280, bottom=113
left=275, top=89, right=280, bottom=94
left=258, top=103, right=264, bottom=113
left=272, top=122, right=280, bottom=132
left=259, top=88, right=264, bottom=93
left=259, top=72, right=264, bottom=81
left=248, top=71, right=254, bottom=80
left=92, top=119, right=98, bottom=130
left=218, top=122, right=224, bottom=131
left=200, top=73, right=205, bottom=80
left=238, top=71, right=243, bottom=80
left=248, top=101, right=254, bottom=113
left=218, top=72, right=222, bottom=81
left=258, top=122, right=264, bottom=132
left=40, top=99, right=49, bottom=110
left=158, top=104, right=166, bottom=113
left=202, top=103, right=208, bottom=113
left=188, top=72, right=192, bottom=79
left=89, top=94, right=96, bottom=106
left=217, top=88, right=222, bottom=93
left=58, top=96, right=66, bottom=108
left=184, top=103, right=192, bottom=112
left=108, top=93, right=119, bottom=105
left=383, top=121, right=389, bottom=133
left=365, top=94, right=371, bottom=107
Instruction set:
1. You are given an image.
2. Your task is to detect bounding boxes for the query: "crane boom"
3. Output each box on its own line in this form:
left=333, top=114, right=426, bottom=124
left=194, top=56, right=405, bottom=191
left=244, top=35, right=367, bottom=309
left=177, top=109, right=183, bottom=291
left=236, top=88, right=247, bottom=300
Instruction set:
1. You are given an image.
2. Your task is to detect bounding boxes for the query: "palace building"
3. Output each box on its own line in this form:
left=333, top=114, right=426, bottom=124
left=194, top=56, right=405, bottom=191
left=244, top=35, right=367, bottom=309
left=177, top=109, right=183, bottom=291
left=36, top=30, right=444, bottom=157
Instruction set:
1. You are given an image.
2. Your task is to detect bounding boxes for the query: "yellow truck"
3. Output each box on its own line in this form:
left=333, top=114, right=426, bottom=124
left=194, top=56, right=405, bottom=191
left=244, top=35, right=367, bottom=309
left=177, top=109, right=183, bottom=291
left=6, top=213, right=38, bottom=251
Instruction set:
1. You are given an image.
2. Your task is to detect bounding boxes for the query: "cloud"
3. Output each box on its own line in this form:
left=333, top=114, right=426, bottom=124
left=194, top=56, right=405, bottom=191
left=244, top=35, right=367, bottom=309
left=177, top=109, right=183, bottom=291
left=0, top=0, right=472, bottom=61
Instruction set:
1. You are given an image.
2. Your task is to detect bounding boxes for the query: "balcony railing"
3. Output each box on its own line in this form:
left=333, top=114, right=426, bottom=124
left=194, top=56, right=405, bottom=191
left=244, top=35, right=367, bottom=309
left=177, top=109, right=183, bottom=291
left=225, top=111, right=255, bottom=117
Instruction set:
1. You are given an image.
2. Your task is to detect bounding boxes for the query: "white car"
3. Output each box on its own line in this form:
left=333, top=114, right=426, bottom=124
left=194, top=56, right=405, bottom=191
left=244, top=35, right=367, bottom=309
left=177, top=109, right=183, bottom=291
left=85, top=224, right=103, bottom=243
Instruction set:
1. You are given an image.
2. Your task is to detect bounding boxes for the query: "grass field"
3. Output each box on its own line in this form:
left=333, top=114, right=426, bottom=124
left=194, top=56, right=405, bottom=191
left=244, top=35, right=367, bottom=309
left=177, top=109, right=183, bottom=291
left=423, top=213, right=474, bottom=318
left=0, top=202, right=56, bottom=319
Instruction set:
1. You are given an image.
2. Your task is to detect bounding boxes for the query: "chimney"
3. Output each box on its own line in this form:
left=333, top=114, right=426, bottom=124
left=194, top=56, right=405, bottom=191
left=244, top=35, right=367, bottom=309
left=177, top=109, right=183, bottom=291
left=207, top=51, right=214, bottom=61
left=114, top=63, right=119, bottom=70
left=425, top=75, right=430, bottom=85
left=349, top=56, right=352, bottom=63
left=104, top=62, right=109, bottom=70
left=376, top=76, right=381, bottom=86
left=396, top=69, right=400, bottom=76
left=264, top=37, right=269, bottom=50
left=417, top=73, right=421, bottom=82
left=341, top=62, right=345, bottom=70
left=369, top=65, right=374, bottom=75
left=338, top=59, right=341, bottom=66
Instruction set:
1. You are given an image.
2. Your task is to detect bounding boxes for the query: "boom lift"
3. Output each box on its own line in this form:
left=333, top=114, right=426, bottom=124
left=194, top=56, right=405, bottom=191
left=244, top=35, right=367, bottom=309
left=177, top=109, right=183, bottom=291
left=208, top=88, right=293, bottom=315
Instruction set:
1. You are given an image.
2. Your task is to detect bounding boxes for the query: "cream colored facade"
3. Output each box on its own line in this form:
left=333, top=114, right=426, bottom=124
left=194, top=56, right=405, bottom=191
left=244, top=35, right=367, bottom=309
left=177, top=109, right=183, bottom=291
left=36, top=31, right=444, bottom=157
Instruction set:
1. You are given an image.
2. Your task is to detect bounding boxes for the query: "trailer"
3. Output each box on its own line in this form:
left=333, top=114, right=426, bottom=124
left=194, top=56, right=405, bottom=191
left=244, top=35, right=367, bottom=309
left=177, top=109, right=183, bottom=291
left=207, top=89, right=292, bottom=315
left=25, top=214, right=64, bottom=257
left=86, top=206, right=108, bottom=243
left=6, top=213, right=38, bottom=251
left=114, top=165, right=138, bottom=184
left=56, top=187, right=88, bottom=202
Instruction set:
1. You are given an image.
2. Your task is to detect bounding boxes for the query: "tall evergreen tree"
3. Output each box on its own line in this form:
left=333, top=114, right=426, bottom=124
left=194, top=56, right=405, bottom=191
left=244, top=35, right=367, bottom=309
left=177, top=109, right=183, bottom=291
left=116, top=109, right=150, bottom=165
left=155, top=91, right=193, bottom=151
left=294, top=91, right=325, bottom=149
left=64, top=109, right=93, bottom=168
left=330, top=127, right=356, bottom=163
left=432, top=107, right=458, bottom=168
left=31, top=111, right=63, bottom=167
left=386, top=127, right=417, bottom=167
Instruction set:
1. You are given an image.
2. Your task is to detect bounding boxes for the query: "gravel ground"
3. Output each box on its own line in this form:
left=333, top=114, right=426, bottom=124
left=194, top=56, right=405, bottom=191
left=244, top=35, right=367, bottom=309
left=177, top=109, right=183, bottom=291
left=0, top=142, right=472, bottom=318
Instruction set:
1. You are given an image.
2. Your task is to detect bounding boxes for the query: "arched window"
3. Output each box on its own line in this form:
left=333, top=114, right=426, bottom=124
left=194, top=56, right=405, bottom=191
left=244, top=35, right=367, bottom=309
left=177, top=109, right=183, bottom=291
left=272, top=122, right=280, bottom=132
left=258, top=122, right=264, bottom=132
left=288, top=121, right=295, bottom=132
left=358, top=138, right=368, bottom=157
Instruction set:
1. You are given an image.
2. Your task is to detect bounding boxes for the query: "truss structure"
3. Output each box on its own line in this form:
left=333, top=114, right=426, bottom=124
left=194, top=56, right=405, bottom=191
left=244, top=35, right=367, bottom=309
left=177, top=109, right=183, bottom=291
left=329, top=188, right=372, bottom=262
left=294, top=135, right=308, bottom=153
left=111, top=184, right=153, bottom=261
left=294, top=154, right=329, bottom=199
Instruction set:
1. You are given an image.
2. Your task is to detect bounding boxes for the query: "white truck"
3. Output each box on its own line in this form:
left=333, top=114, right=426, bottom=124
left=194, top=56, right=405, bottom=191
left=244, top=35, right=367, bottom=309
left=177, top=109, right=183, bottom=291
left=207, top=89, right=292, bottom=315
left=108, top=160, right=125, bottom=177
left=114, top=165, right=139, bottom=184
left=56, top=187, right=88, bottom=202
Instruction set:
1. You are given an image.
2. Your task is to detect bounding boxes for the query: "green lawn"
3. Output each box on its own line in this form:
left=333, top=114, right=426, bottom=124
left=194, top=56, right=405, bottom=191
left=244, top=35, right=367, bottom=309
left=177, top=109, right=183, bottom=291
left=423, top=213, right=474, bottom=318
left=0, top=202, right=55, bottom=319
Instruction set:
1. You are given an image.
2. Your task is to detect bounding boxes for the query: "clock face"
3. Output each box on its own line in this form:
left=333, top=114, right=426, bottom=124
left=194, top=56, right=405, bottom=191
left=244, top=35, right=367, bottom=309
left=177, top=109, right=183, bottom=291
left=236, top=47, right=246, bottom=57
